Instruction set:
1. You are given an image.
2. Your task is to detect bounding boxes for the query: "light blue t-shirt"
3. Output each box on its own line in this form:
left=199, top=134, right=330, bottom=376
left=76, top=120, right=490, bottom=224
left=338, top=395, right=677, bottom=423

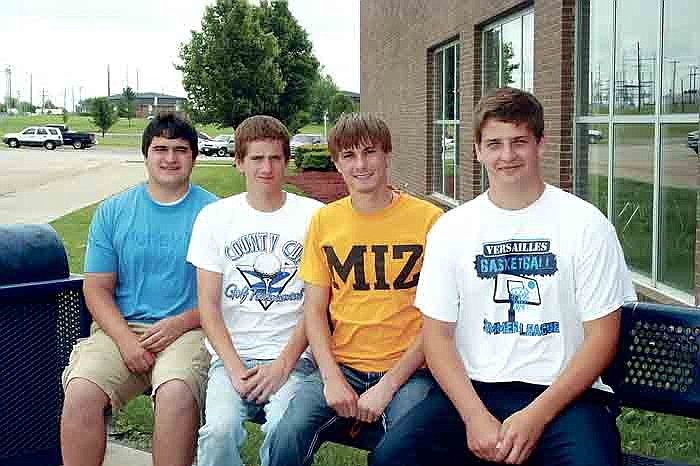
left=85, top=183, right=218, bottom=322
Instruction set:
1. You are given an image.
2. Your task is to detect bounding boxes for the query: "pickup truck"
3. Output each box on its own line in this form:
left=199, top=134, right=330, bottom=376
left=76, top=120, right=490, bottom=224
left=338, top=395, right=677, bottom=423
left=46, top=124, right=97, bottom=149
left=2, top=126, right=63, bottom=150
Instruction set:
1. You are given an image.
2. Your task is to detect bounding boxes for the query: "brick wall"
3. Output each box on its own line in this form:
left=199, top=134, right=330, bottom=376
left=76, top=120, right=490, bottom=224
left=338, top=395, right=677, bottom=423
left=360, top=0, right=575, bottom=201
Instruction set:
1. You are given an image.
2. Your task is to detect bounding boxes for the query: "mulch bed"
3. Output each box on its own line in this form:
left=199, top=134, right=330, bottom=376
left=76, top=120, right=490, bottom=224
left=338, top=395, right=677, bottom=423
left=286, top=170, right=348, bottom=204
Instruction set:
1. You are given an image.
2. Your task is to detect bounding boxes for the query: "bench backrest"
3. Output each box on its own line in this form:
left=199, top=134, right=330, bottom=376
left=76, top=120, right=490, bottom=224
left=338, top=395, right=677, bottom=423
left=604, top=301, right=700, bottom=419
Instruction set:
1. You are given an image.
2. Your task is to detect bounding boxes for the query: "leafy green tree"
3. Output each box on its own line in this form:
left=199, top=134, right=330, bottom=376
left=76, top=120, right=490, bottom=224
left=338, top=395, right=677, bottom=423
left=257, top=0, right=319, bottom=133
left=80, top=97, right=97, bottom=114
left=309, top=73, right=339, bottom=123
left=177, top=0, right=284, bottom=127
left=328, top=92, right=355, bottom=122
left=62, top=109, right=69, bottom=125
left=91, top=97, right=118, bottom=137
left=120, top=86, right=137, bottom=127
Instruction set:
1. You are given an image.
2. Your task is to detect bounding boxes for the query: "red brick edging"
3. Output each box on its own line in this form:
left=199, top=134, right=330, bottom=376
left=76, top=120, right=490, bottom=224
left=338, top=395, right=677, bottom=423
left=286, top=170, right=348, bottom=204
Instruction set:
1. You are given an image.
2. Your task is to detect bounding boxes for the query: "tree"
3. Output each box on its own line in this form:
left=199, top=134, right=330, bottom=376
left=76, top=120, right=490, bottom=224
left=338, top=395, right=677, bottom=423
left=91, top=97, right=118, bottom=137
left=309, top=73, right=339, bottom=123
left=257, top=0, right=319, bottom=133
left=62, top=109, right=69, bottom=125
left=120, top=86, right=137, bottom=127
left=328, top=92, right=356, bottom=122
left=177, top=0, right=284, bottom=128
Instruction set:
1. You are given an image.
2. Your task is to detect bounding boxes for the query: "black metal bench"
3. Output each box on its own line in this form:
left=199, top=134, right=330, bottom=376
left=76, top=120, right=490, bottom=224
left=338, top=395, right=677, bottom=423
left=2, top=223, right=698, bottom=465
left=0, top=225, right=90, bottom=466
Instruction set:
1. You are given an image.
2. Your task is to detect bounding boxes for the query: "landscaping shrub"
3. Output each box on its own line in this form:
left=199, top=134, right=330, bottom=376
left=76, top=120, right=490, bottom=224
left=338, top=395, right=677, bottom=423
left=295, top=143, right=335, bottom=171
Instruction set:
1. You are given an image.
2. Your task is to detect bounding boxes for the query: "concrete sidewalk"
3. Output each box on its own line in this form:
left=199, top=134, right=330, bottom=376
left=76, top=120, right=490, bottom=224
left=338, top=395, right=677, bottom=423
left=103, top=441, right=152, bottom=466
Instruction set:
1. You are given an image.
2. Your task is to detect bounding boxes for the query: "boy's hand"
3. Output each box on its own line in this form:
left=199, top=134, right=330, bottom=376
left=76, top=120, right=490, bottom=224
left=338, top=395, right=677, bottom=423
left=497, top=406, right=547, bottom=464
left=139, top=315, right=187, bottom=353
left=356, top=378, right=394, bottom=423
left=242, top=360, right=290, bottom=404
left=323, top=374, right=359, bottom=418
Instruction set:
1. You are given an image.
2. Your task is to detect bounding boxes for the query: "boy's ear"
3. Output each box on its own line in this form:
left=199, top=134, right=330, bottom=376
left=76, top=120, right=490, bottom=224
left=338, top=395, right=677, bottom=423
left=474, top=142, right=483, bottom=162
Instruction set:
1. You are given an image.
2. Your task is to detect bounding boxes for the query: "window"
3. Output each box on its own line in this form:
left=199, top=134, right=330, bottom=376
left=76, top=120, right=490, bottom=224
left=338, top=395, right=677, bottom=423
left=432, top=41, right=460, bottom=200
left=481, top=9, right=535, bottom=189
left=22, top=128, right=36, bottom=135
left=575, top=0, right=699, bottom=300
left=482, top=9, right=534, bottom=94
left=37, top=128, right=47, bottom=135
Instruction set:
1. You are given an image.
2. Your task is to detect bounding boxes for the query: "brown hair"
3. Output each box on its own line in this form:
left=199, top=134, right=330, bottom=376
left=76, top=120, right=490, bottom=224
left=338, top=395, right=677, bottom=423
left=234, top=115, right=290, bottom=162
left=328, top=113, right=392, bottom=160
left=473, top=87, right=544, bottom=146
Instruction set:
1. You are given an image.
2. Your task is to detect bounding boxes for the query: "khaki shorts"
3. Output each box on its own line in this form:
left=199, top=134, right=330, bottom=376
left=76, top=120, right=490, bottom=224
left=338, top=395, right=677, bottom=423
left=62, top=322, right=210, bottom=412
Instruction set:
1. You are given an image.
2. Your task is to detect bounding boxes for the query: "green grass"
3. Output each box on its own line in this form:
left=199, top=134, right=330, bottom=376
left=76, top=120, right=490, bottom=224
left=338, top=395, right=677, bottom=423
left=0, top=114, right=233, bottom=148
left=299, top=123, right=325, bottom=136
left=1, top=114, right=320, bottom=150
left=48, top=165, right=700, bottom=464
left=585, top=174, right=697, bottom=292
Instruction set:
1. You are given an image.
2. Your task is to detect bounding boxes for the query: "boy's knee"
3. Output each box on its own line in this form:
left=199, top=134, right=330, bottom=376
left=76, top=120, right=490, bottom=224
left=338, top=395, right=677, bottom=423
left=154, top=379, right=197, bottom=410
left=63, top=377, right=110, bottom=414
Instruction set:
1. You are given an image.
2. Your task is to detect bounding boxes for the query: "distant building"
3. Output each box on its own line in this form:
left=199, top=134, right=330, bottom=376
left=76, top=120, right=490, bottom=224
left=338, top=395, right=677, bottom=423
left=340, top=90, right=360, bottom=106
left=107, top=92, right=186, bottom=117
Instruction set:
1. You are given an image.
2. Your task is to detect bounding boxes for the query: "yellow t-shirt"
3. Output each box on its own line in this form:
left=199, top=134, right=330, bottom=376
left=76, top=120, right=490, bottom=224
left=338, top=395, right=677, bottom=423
left=300, top=192, right=443, bottom=372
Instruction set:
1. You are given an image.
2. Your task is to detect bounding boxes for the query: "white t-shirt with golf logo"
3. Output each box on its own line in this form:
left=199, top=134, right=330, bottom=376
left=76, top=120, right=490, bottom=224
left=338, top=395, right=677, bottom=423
left=187, top=192, right=323, bottom=362
left=416, top=184, right=636, bottom=391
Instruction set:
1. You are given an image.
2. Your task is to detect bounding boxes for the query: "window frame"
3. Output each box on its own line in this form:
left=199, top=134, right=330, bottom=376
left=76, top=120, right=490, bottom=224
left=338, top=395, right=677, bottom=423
left=480, top=7, right=535, bottom=191
left=430, top=40, right=461, bottom=204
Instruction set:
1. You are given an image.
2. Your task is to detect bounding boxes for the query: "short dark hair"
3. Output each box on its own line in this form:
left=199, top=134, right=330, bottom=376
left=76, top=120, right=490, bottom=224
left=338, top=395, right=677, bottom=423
left=473, top=87, right=544, bottom=146
left=141, top=112, right=199, bottom=158
left=234, top=115, right=290, bottom=162
left=328, top=113, right=392, bottom=160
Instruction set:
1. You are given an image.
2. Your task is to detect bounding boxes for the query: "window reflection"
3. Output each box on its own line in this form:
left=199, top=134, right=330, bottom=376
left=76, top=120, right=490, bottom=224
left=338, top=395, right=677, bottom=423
left=432, top=43, right=460, bottom=199
left=659, top=124, right=698, bottom=291
left=483, top=28, right=501, bottom=92
left=576, top=0, right=612, bottom=115
left=614, top=0, right=659, bottom=114
left=522, top=13, right=534, bottom=92
left=613, top=124, right=654, bottom=277
left=575, top=123, right=609, bottom=216
left=501, top=18, right=522, bottom=88
left=661, top=0, right=699, bottom=114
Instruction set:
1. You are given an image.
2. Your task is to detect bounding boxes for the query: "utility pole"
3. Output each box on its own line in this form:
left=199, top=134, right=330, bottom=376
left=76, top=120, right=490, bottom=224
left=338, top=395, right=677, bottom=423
left=107, top=64, right=111, bottom=97
left=29, top=73, right=32, bottom=110
left=136, top=69, right=139, bottom=94
left=40, top=88, right=48, bottom=114
left=4, top=65, right=11, bottom=107
left=71, top=87, right=75, bottom=113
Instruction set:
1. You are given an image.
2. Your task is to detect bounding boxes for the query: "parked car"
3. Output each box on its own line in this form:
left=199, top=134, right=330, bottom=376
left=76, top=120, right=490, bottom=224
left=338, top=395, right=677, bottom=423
left=688, top=130, right=698, bottom=154
left=46, top=124, right=97, bottom=149
left=290, top=133, right=324, bottom=156
left=588, top=129, right=604, bottom=143
left=2, top=126, right=63, bottom=150
left=200, top=134, right=235, bottom=157
left=197, top=131, right=211, bottom=153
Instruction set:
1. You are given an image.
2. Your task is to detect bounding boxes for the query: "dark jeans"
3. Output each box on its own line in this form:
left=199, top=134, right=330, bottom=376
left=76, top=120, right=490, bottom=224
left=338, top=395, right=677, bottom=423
left=268, top=365, right=435, bottom=466
left=370, top=381, right=621, bottom=466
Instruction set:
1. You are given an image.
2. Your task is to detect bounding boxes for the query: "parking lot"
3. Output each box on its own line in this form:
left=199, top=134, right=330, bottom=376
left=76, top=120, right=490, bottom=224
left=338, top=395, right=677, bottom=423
left=0, top=146, right=147, bottom=224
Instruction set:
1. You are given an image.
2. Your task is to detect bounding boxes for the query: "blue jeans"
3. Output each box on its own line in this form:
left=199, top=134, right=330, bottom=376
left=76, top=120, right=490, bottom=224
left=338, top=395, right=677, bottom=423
left=268, top=365, right=436, bottom=466
left=370, top=381, right=622, bottom=466
left=197, top=357, right=315, bottom=466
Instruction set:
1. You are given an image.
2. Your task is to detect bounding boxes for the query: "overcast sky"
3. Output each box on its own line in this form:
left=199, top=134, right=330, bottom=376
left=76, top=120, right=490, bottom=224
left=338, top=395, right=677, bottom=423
left=0, top=0, right=360, bottom=108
